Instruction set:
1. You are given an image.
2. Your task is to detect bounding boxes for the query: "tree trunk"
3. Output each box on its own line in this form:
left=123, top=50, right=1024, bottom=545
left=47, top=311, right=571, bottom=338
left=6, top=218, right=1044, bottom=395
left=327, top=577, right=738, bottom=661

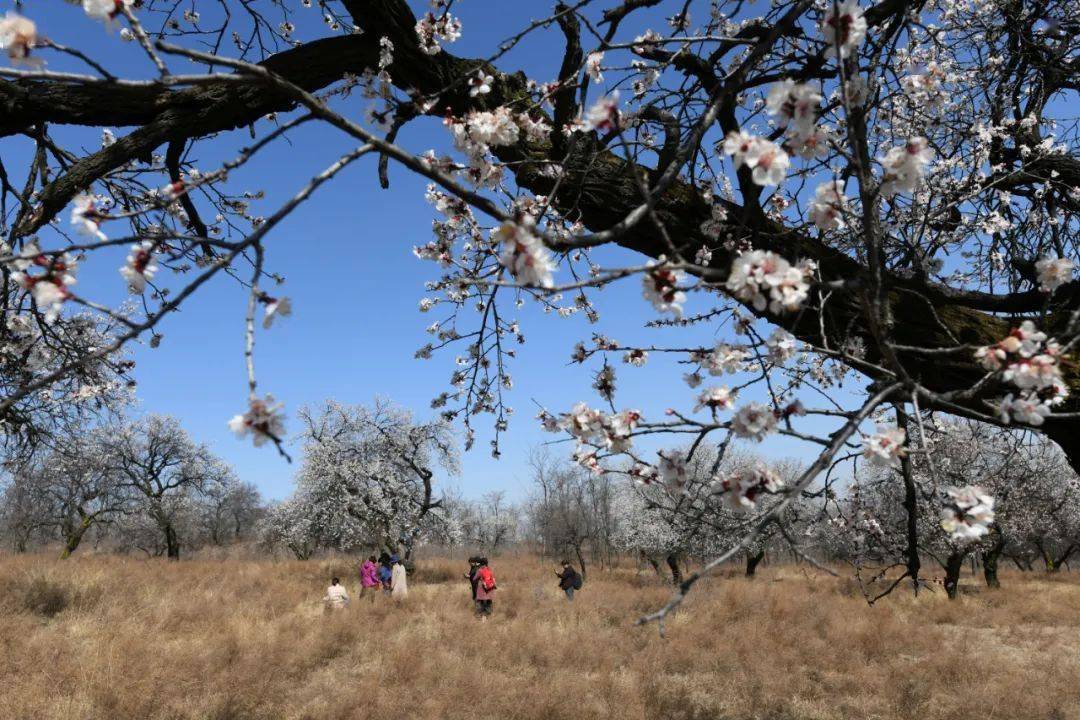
left=982, top=525, right=1005, bottom=589
left=163, top=522, right=180, bottom=561
left=574, top=543, right=587, bottom=580
left=665, top=553, right=682, bottom=586
left=944, top=551, right=965, bottom=600
left=59, top=515, right=93, bottom=560
left=745, top=550, right=765, bottom=577
left=896, top=407, right=922, bottom=594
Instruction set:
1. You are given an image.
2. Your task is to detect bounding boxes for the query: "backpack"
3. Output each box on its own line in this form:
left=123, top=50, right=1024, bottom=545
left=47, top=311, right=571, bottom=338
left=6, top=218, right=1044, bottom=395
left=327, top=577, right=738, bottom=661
left=572, top=572, right=583, bottom=590
left=479, top=566, right=497, bottom=592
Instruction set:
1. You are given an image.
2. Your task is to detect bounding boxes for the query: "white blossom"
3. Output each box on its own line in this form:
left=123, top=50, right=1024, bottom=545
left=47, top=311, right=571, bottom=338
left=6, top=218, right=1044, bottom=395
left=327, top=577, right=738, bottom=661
left=83, top=0, right=135, bottom=22
left=641, top=261, right=686, bottom=317
left=695, top=386, right=735, bottom=413
left=765, top=328, right=797, bottom=363
left=494, top=220, right=555, bottom=288
left=585, top=52, right=604, bottom=82
left=731, top=402, right=777, bottom=441
left=262, top=296, right=293, bottom=329
left=808, top=180, right=848, bottom=231
left=228, top=395, right=286, bottom=447
left=820, top=0, right=867, bottom=59
left=0, top=11, right=39, bottom=65
left=722, top=132, right=789, bottom=186
left=71, top=194, right=109, bottom=241
left=725, top=250, right=811, bottom=313
left=578, top=91, right=620, bottom=132
left=468, top=70, right=493, bottom=97
left=1035, top=256, right=1074, bottom=292
left=861, top=425, right=906, bottom=468
left=119, top=241, right=158, bottom=293
left=714, top=465, right=784, bottom=512
left=941, top=486, right=995, bottom=541
left=879, top=137, right=933, bottom=197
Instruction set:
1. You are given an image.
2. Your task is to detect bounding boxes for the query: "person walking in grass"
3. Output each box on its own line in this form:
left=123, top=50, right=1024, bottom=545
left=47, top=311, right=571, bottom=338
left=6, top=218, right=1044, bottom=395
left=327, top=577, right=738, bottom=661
left=556, top=560, right=581, bottom=601
left=474, top=557, right=496, bottom=619
left=360, top=555, right=380, bottom=601
left=323, top=577, right=350, bottom=610
left=391, top=556, right=409, bottom=601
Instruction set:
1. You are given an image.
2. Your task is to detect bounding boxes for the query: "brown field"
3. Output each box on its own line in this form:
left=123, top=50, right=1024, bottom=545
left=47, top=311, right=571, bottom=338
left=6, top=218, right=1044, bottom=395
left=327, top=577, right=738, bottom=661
left=1, top=552, right=1078, bottom=720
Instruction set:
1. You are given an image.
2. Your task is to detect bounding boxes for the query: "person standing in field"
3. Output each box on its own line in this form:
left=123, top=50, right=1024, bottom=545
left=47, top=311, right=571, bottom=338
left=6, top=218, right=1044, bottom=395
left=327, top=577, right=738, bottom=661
left=556, top=560, right=581, bottom=601
left=323, top=577, right=350, bottom=610
left=360, top=555, right=380, bottom=601
left=378, top=553, right=393, bottom=595
left=474, top=557, right=496, bottom=619
left=464, top=556, right=480, bottom=602
left=391, top=557, right=409, bottom=601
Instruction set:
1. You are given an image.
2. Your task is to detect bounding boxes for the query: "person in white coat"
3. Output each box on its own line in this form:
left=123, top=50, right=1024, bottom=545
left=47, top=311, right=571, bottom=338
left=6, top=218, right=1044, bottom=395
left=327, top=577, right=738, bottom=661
left=390, top=558, right=408, bottom=601
left=323, top=577, right=350, bottom=609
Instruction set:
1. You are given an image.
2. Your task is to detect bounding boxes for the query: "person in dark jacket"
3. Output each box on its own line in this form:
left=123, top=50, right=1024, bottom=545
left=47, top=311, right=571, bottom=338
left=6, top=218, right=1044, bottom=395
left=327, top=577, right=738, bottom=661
left=556, top=560, right=580, bottom=600
left=464, top=556, right=480, bottom=601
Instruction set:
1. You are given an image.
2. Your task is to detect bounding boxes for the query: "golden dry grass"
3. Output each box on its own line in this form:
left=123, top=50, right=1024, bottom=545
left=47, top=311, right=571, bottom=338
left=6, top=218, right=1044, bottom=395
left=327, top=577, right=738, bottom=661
left=1, top=552, right=1078, bottom=720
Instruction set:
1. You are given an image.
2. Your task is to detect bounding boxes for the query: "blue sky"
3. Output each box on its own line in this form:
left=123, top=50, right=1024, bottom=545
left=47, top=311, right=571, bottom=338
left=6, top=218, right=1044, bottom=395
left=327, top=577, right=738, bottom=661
left=4, top=1, right=862, bottom=501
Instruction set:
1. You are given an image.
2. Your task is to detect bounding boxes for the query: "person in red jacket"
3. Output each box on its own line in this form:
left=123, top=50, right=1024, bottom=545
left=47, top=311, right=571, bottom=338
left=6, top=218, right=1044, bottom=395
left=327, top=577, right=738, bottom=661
left=474, top=557, right=496, bottom=618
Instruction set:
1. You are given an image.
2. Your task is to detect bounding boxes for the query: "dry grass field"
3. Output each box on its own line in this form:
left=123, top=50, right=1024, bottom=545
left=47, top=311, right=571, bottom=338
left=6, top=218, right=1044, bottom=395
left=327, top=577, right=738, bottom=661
left=1, top=552, right=1078, bottom=720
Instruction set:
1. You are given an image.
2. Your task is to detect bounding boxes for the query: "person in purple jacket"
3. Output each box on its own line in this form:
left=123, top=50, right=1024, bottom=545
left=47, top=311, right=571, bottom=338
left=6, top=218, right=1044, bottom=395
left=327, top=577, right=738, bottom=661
left=359, top=555, right=379, bottom=601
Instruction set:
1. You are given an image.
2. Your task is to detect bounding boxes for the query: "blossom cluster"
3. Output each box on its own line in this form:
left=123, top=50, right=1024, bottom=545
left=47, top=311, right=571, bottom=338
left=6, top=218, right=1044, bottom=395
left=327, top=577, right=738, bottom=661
left=808, top=180, right=849, bottom=231
left=0, top=11, right=39, bottom=65
left=861, top=425, right=906, bottom=468
left=641, top=261, right=686, bottom=317
left=711, top=465, right=785, bottom=512
left=878, top=137, right=933, bottom=197
left=415, top=7, right=462, bottom=55
left=10, top=244, right=78, bottom=323
left=725, top=250, right=812, bottom=314
left=119, top=241, right=159, bottom=294
left=976, top=321, right=1067, bottom=426
left=494, top=219, right=556, bottom=288
left=940, top=485, right=995, bottom=541
left=765, top=80, right=832, bottom=159
left=540, top=403, right=642, bottom=471
left=722, top=131, right=790, bottom=186
left=229, top=395, right=287, bottom=447
left=820, top=0, right=867, bottom=59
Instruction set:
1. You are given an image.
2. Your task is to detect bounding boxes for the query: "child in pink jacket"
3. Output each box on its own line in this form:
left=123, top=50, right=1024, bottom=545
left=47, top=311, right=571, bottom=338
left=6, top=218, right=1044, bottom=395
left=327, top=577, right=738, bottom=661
left=359, top=555, right=380, bottom=600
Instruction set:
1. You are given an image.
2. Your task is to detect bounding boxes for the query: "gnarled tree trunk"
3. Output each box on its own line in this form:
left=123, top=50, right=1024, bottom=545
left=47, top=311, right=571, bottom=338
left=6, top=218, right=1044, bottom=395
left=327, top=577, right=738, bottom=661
left=944, top=551, right=966, bottom=600
left=745, top=550, right=765, bottom=577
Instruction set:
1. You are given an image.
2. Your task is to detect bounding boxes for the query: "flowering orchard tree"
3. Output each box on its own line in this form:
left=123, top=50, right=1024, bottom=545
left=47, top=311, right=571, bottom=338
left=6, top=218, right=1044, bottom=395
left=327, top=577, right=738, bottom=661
left=6, top=428, right=128, bottom=558
left=0, top=0, right=1078, bottom=613
left=823, top=418, right=1080, bottom=599
left=612, top=445, right=812, bottom=583
left=290, top=399, right=458, bottom=559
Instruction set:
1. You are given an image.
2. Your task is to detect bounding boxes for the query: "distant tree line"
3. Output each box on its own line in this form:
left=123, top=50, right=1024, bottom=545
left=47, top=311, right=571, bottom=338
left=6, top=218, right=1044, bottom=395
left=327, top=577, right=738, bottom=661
left=0, top=415, right=264, bottom=559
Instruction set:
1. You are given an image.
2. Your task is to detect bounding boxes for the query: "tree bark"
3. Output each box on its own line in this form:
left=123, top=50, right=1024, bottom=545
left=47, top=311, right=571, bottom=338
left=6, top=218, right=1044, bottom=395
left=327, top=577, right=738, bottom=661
left=665, top=553, right=682, bottom=586
left=944, top=551, right=966, bottom=600
left=745, top=550, right=765, bottom=577
left=163, top=522, right=180, bottom=561
left=982, top=524, right=1005, bottom=589
left=574, top=543, right=587, bottom=580
left=58, top=515, right=93, bottom=560
left=896, top=409, right=922, bottom=594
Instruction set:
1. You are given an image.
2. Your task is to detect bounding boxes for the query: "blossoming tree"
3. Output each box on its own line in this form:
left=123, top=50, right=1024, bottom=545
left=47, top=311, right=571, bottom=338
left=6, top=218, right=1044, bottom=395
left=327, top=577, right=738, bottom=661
left=289, top=399, right=459, bottom=559
left=0, top=0, right=1077, bottom=614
